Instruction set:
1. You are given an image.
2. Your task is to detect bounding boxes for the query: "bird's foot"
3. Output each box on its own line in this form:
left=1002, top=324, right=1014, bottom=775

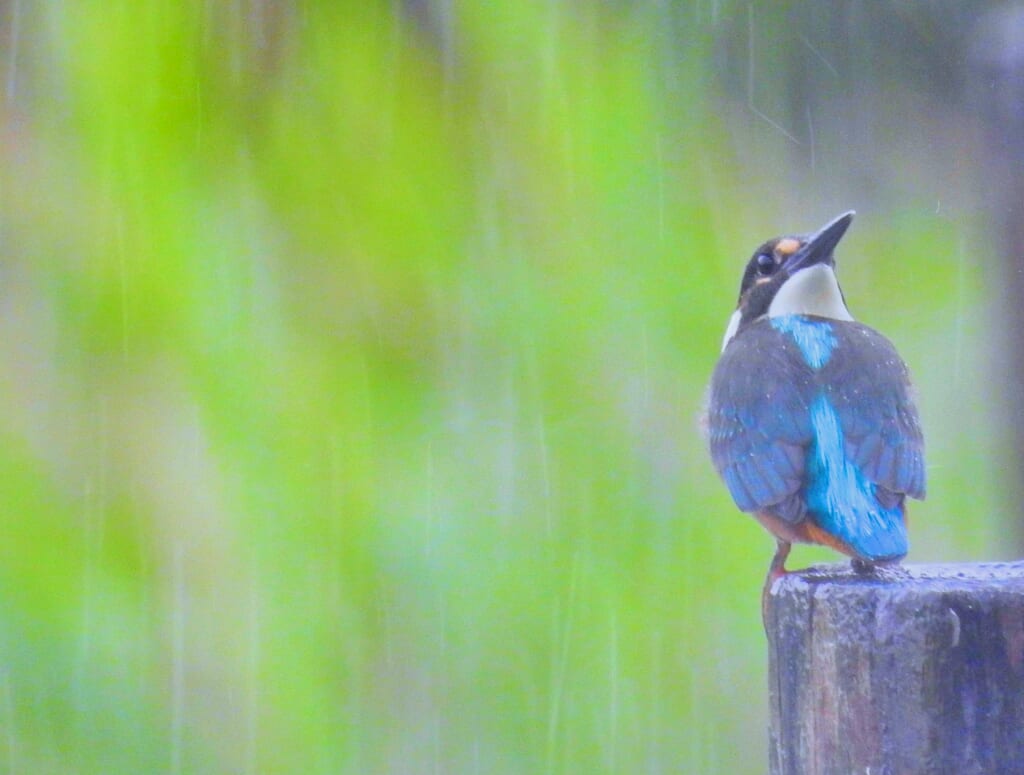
left=851, top=557, right=874, bottom=575
left=852, top=555, right=903, bottom=577
left=767, top=540, right=792, bottom=584
left=762, top=540, right=791, bottom=631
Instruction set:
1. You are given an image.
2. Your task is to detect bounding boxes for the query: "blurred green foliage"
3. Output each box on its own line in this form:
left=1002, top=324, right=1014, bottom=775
left=0, top=1, right=1008, bottom=772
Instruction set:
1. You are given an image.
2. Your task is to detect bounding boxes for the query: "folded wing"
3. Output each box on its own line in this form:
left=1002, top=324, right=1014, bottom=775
left=706, top=322, right=816, bottom=522
left=821, top=323, right=927, bottom=502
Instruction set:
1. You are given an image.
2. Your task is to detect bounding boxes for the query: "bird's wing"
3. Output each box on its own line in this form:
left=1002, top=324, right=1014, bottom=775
left=706, top=321, right=816, bottom=521
left=822, top=323, right=926, bottom=500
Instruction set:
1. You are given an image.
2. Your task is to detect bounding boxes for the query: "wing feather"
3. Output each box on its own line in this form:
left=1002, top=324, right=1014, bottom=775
left=822, top=323, right=926, bottom=500
left=707, top=322, right=815, bottom=521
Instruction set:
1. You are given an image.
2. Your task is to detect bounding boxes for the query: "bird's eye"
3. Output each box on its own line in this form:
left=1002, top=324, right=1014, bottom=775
left=756, top=253, right=776, bottom=276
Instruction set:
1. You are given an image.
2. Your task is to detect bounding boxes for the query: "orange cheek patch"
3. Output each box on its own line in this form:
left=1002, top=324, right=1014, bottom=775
left=776, top=238, right=801, bottom=257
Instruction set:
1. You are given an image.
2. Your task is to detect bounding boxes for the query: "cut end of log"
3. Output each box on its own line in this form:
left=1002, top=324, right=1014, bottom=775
left=766, top=562, right=1024, bottom=775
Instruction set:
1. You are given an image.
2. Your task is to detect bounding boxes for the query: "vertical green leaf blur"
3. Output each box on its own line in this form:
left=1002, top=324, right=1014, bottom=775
left=0, top=1, right=1010, bottom=772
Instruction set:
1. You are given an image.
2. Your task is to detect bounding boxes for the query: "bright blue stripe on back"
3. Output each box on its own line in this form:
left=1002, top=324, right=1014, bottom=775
left=805, top=396, right=907, bottom=560
left=771, top=316, right=838, bottom=369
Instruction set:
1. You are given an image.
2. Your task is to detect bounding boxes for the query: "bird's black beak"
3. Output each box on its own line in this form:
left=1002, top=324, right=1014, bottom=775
left=784, top=211, right=855, bottom=273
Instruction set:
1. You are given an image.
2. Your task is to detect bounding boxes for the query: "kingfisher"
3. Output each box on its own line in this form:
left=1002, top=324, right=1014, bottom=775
left=706, top=211, right=926, bottom=596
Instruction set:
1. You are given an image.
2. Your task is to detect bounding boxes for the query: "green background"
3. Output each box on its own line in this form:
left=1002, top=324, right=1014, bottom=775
left=0, top=2, right=1011, bottom=772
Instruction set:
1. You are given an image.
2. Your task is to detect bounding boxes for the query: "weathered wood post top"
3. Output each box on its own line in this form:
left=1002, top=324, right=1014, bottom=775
left=766, top=562, right=1024, bottom=775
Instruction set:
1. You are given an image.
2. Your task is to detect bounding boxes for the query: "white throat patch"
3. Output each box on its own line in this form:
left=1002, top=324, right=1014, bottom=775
left=767, top=264, right=853, bottom=321
left=720, top=310, right=741, bottom=352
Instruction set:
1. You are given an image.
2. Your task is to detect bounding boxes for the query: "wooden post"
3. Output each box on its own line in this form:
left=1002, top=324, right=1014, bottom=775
left=766, top=562, right=1024, bottom=775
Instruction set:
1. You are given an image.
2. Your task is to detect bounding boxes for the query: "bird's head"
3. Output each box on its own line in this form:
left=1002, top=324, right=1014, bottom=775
left=721, top=211, right=856, bottom=350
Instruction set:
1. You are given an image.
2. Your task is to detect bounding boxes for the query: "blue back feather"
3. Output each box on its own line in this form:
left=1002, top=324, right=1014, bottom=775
left=770, top=316, right=838, bottom=368
left=772, top=317, right=907, bottom=559
left=805, top=386, right=907, bottom=559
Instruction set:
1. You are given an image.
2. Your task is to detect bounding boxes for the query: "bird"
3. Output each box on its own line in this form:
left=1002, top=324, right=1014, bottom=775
left=705, top=211, right=926, bottom=600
